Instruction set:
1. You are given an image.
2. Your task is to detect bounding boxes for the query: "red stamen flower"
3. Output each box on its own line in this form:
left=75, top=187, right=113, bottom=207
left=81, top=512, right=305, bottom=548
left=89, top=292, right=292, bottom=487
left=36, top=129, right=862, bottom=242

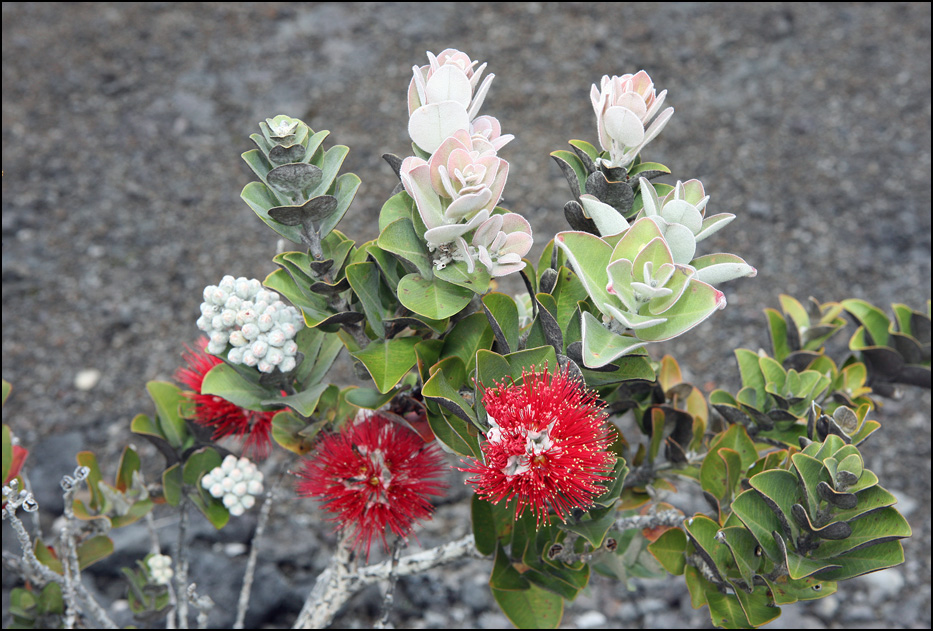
left=295, top=414, right=447, bottom=557
left=175, top=339, right=276, bottom=459
left=462, top=367, right=617, bottom=527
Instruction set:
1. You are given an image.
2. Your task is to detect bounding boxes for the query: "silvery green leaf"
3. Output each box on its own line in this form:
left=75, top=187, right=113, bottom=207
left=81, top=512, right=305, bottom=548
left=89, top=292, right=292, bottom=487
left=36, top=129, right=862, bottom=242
left=695, top=213, right=736, bottom=242
left=691, top=253, right=758, bottom=284
left=580, top=194, right=629, bottom=236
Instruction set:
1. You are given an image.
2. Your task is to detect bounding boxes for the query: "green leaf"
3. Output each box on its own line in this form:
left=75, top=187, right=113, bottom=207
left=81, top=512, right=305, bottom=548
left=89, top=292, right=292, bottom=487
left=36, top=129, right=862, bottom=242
left=550, top=149, right=587, bottom=196
left=378, top=190, right=415, bottom=232
left=435, top=260, right=491, bottom=293
left=441, top=312, right=495, bottom=373
left=343, top=387, right=398, bottom=410
left=730, top=584, right=780, bottom=628
left=427, top=409, right=481, bottom=458
left=162, top=463, right=183, bottom=506
left=345, top=261, right=387, bottom=338
left=580, top=310, right=648, bottom=368
left=762, top=574, right=837, bottom=605
left=710, top=423, right=758, bottom=470
left=1, top=380, right=10, bottom=406
left=182, top=447, right=222, bottom=487
left=2, top=424, right=12, bottom=485
left=263, top=383, right=328, bottom=417
left=271, top=410, right=319, bottom=456
left=719, top=527, right=763, bottom=588
left=748, top=469, right=802, bottom=540
left=683, top=514, right=734, bottom=585
left=472, top=494, right=500, bottom=556
left=790, top=453, right=831, bottom=518
left=810, top=507, right=911, bottom=558
left=115, top=446, right=141, bottom=493
left=704, top=585, right=753, bottom=629
left=296, top=328, right=345, bottom=388
left=554, top=231, right=614, bottom=314
left=377, top=218, right=434, bottom=278
left=647, top=527, right=688, bottom=575
left=785, top=548, right=842, bottom=580
left=397, top=273, right=473, bottom=320
left=75, top=535, right=114, bottom=570
left=422, top=362, right=477, bottom=425
left=241, top=181, right=302, bottom=244
left=320, top=173, right=360, bottom=238
left=731, top=489, right=785, bottom=563
left=492, top=581, right=564, bottom=629
left=350, top=337, right=420, bottom=394
left=842, top=299, right=891, bottom=347
left=483, top=292, right=520, bottom=353
left=146, top=381, right=189, bottom=449
left=813, top=540, right=906, bottom=581
left=75, top=451, right=105, bottom=512
left=200, top=364, right=273, bottom=411
left=560, top=508, right=618, bottom=549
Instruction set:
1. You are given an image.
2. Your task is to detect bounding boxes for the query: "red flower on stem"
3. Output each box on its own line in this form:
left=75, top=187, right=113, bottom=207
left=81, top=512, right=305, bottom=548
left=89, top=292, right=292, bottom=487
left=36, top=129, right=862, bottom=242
left=295, top=414, right=447, bottom=558
left=175, top=340, right=276, bottom=459
left=461, top=367, right=617, bottom=527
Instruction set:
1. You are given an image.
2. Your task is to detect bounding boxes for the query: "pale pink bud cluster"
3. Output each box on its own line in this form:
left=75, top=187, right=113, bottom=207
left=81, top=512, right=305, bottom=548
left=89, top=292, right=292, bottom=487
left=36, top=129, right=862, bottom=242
left=401, top=49, right=531, bottom=277
left=591, top=70, right=674, bottom=168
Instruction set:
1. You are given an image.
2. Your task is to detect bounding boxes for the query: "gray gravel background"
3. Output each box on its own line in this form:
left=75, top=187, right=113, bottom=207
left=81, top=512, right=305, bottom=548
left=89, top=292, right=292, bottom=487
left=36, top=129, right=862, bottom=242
left=2, top=2, right=930, bottom=628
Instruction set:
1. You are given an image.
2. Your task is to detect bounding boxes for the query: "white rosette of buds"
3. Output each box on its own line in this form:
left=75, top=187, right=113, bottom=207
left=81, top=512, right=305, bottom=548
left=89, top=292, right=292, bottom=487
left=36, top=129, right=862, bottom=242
left=201, top=455, right=264, bottom=517
left=196, top=275, right=304, bottom=374
left=146, top=553, right=174, bottom=586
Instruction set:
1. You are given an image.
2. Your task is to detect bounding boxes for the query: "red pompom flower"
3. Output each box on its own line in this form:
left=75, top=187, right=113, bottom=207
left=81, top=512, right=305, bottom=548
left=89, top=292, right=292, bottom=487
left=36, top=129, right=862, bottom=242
left=175, top=340, right=276, bottom=459
left=295, top=414, right=447, bottom=557
left=462, top=367, right=617, bottom=526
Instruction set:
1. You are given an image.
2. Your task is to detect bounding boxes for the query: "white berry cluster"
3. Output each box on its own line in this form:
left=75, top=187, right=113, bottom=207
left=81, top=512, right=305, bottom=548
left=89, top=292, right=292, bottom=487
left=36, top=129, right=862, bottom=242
left=146, top=554, right=174, bottom=586
left=196, top=275, right=304, bottom=374
left=201, top=455, right=264, bottom=517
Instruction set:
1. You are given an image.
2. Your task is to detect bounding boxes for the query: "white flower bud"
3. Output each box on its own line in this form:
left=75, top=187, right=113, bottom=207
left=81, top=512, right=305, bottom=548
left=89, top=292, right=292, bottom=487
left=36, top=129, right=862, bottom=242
left=235, top=278, right=251, bottom=299
left=250, top=340, right=268, bottom=358
left=211, top=315, right=225, bottom=330
left=282, top=340, right=298, bottom=356
left=247, top=480, right=263, bottom=495
left=229, top=503, right=245, bottom=517
left=209, top=483, right=224, bottom=498
left=266, top=347, right=284, bottom=366
left=221, top=309, right=237, bottom=327
left=241, top=495, right=256, bottom=510
left=209, top=287, right=228, bottom=305
left=219, top=275, right=236, bottom=291
left=227, top=347, right=244, bottom=363
left=233, top=481, right=248, bottom=497
left=196, top=315, right=211, bottom=331
left=229, top=330, right=248, bottom=347
left=222, top=494, right=238, bottom=509
left=241, top=323, right=260, bottom=340
left=241, top=351, right=258, bottom=366
left=257, top=312, right=275, bottom=332
left=267, top=329, right=286, bottom=347
left=207, top=340, right=227, bottom=355
left=280, top=356, right=296, bottom=373
left=225, top=295, right=242, bottom=310
left=222, top=455, right=237, bottom=472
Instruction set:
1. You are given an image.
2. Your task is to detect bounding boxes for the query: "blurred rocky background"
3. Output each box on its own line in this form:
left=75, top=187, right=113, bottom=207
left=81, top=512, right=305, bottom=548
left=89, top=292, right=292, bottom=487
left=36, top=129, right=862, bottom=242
left=2, top=3, right=930, bottom=628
